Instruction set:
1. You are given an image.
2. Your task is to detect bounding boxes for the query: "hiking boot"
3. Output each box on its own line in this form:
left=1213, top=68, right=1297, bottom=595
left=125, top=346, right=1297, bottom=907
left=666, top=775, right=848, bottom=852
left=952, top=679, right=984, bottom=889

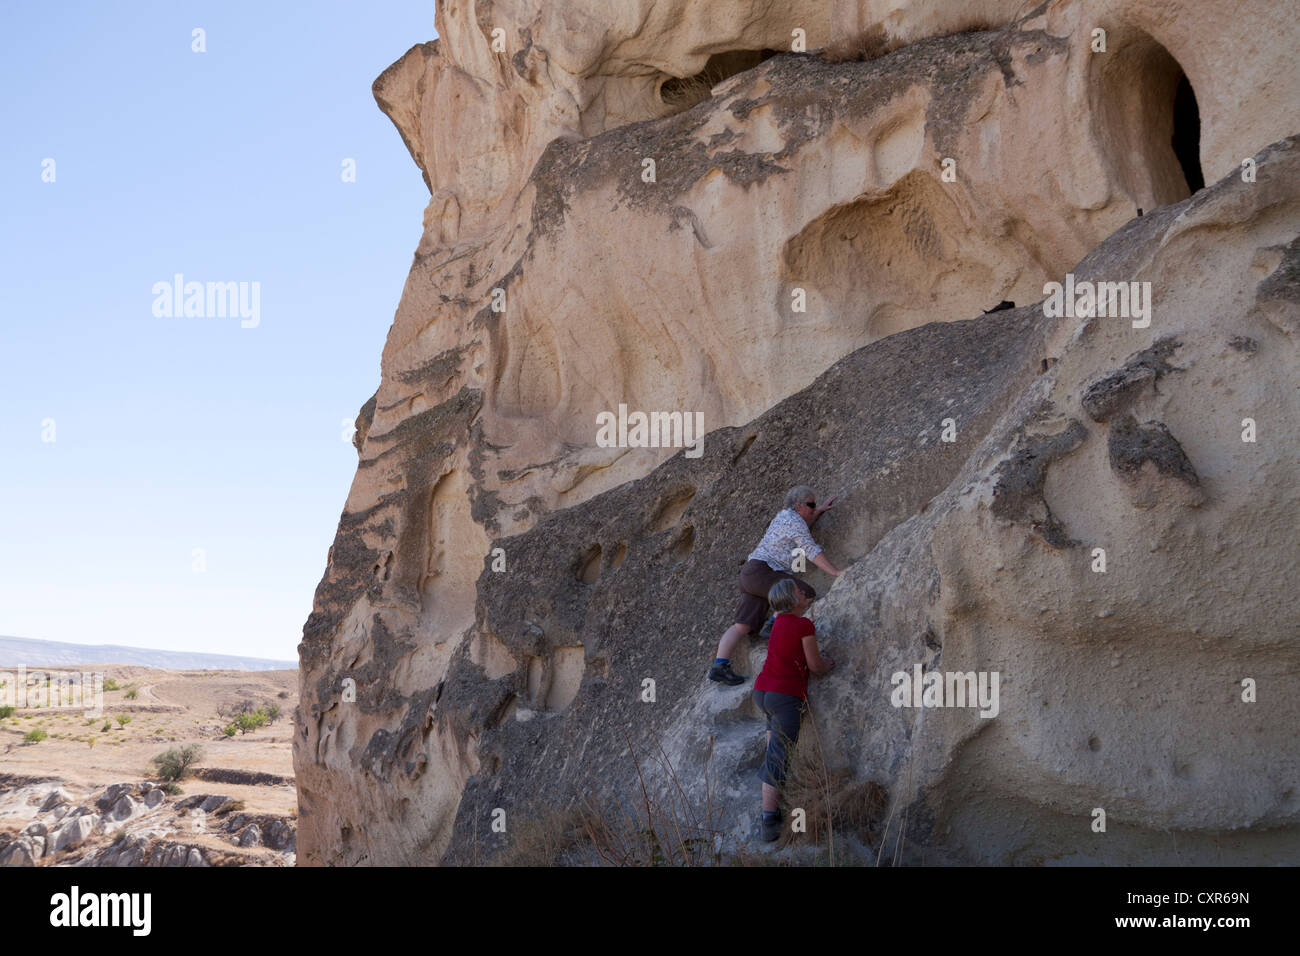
left=708, top=661, right=746, bottom=685
left=761, top=814, right=783, bottom=843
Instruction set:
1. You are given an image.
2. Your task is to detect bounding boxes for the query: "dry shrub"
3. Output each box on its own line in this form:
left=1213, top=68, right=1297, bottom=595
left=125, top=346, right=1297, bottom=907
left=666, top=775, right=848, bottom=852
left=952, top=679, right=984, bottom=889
left=819, top=24, right=900, bottom=63
left=655, top=72, right=721, bottom=118
left=577, top=790, right=718, bottom=867
left=576, top=732, right=725, bottom=866
left=819, top=16, right=1007, bottom=65
left=496, top=805, right=589, bottom=867
left=779, top=706, right=888, bottom=853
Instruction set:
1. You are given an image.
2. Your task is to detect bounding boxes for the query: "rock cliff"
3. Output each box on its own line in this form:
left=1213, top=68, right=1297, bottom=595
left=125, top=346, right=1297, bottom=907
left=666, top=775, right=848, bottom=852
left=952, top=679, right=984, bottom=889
left=295, top=0, right=1299, bottom=865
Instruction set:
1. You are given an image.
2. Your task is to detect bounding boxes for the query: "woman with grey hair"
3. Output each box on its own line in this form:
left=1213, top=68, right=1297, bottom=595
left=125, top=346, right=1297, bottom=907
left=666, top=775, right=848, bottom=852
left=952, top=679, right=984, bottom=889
left=708, top=484, right=842, bottom=686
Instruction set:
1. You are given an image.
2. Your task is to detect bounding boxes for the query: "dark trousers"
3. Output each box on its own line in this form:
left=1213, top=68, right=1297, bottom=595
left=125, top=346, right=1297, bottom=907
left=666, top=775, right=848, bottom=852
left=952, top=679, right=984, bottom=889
left=733, top=559, right=816, bottom=631
left=752, top=689, right=805, bottom=788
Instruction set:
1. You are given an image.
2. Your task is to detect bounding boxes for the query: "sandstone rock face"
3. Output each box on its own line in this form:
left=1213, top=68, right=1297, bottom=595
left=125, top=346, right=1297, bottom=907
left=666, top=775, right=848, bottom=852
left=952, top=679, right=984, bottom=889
left=91, top=833, right=150, bottom=868
left=176, top=793, right=232, bottom=813
left=40, top=788, right=71, bottom=812
left=95, top=783, right=134, bottom=812
left=296, top=0, right=1299, bottom=865
left=109, top=795, right=138, bottom=823
left=147, top=844, right=208, bottom=868
left=0, top=839, right=36, bottom=867
left=49, top=814, right=95, bottom=854
left=220, top=814, right=296, bottom=851
left=808, top=136, right=1300, bottom=863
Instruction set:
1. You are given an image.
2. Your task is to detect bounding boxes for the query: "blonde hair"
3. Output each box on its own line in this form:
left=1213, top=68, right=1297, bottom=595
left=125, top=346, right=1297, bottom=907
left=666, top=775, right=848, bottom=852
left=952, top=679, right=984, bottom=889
left=768, top=578, right=802, bottom=613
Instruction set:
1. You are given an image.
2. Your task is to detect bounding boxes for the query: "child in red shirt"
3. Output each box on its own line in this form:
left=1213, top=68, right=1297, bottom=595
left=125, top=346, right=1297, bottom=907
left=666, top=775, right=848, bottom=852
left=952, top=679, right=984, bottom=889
left=752, top=578, right=835, bottom=842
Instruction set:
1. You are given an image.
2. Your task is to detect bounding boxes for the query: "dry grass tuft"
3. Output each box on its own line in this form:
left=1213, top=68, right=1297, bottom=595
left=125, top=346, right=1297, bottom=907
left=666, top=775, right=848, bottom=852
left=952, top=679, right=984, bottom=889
left=655, top=66, right=733, bottom=117
left=778, top=702, right=888, bottom=854
left=819, top=24, right=901, bottom=64
left=818, top=16, right=1006, bottom=65
left=576, top=731, right=724, bottom=866
left=496, top=805, right=589, bottom=867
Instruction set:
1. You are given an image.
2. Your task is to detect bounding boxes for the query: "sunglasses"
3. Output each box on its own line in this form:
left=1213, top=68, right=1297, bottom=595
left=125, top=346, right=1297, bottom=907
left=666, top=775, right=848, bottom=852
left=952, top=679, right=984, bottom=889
left=803, top=500, right=816, bottom=509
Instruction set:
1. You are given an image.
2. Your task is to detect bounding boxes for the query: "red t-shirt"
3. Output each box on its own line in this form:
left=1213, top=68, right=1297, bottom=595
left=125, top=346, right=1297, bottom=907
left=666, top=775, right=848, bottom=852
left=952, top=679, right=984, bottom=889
left=754, top=613, right=816, bottom=700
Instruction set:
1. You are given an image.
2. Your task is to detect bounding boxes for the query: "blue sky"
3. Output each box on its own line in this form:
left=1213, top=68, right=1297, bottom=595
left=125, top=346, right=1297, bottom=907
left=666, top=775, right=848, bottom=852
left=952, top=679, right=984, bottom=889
left=1, top=1, right=436, bottom=662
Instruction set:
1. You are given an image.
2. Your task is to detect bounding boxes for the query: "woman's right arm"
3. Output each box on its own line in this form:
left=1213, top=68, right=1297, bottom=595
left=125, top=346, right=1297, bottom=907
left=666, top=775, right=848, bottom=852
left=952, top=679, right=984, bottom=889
left=813, top=552, right=841, bottom=577
left=802, top=634, right=835, bottom=676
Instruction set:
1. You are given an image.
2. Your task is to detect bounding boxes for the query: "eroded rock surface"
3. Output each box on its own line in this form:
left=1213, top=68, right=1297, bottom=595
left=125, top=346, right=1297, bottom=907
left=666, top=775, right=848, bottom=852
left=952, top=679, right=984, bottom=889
left=0, top=780, right=297, bottom=867
left=297, top=0, right=1299, bottom=865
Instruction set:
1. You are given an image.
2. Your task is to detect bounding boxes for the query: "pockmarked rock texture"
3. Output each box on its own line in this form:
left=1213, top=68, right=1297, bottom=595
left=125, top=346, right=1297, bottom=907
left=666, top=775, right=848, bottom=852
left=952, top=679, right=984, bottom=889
left=809, top=136, right=1300, bottom=864
left=296, top=0, right=1300, bottom=865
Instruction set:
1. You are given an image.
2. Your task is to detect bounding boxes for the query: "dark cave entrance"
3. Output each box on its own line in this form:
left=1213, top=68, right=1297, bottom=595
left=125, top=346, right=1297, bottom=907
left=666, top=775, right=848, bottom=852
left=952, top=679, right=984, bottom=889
left=1088, top=30, right=1205, bottom=208
left=1172, top=73, right=1204, bottom=193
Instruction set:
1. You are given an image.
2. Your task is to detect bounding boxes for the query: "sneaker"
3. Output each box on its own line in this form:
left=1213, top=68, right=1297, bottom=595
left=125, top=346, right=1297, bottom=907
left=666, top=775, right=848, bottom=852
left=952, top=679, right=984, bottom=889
left=707, top=661, right=746, bottom=685
left=761, top=814, right=782, bottom=843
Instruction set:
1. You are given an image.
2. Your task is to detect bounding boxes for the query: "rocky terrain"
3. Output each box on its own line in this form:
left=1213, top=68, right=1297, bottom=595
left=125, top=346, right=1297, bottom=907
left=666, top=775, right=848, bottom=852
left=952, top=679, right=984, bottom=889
left=296, top=0, right=1299, bottom=865
left=0, top=778, right=295, bottom=867
left=0, top=666, right=296, bottom=866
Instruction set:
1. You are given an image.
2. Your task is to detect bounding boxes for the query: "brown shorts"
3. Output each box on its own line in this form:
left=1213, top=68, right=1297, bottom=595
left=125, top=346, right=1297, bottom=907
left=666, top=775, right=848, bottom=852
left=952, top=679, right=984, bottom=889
left=733, top=558, right=816, bottom=631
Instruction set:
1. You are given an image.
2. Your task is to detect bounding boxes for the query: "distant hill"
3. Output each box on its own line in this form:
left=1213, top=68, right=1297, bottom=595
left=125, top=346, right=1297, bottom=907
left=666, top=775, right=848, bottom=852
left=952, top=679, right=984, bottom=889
left=0, top=635, right=296, bottom=671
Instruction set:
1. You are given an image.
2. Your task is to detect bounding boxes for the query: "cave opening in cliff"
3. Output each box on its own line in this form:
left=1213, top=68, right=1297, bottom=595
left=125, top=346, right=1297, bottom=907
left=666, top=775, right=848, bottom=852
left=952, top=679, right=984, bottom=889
left=1172, top=74, right=1204, bottom=193
left=1089, top=29, right=1203, bottom=208
left=658, top=49, right=780, bottom=112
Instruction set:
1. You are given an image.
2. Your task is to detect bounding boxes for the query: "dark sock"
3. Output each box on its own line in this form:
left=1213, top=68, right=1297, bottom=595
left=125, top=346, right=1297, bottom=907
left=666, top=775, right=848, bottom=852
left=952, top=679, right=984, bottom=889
left=762, top=810, right=781, bottom=822
left=714, top=658, right=729, bottom=666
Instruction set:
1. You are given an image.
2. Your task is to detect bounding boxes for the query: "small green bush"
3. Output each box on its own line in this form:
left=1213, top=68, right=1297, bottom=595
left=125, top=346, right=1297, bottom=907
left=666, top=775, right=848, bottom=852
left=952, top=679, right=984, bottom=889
left=103, top=678, right=121, bottom=691
left=116, top=715, right=131, bottom=727
left=125, top=688, right=139, bottom=700
left=222, top=724, right=237, bottom=737
left=0, top=706, right=13, bottom=719
left=151, top=743, right=204, bottom=782
left=101, top=722, right=111, bottom=732
left=235, top=709, right=268, bottom=734
left=23, top=729, right=48, bottom=744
